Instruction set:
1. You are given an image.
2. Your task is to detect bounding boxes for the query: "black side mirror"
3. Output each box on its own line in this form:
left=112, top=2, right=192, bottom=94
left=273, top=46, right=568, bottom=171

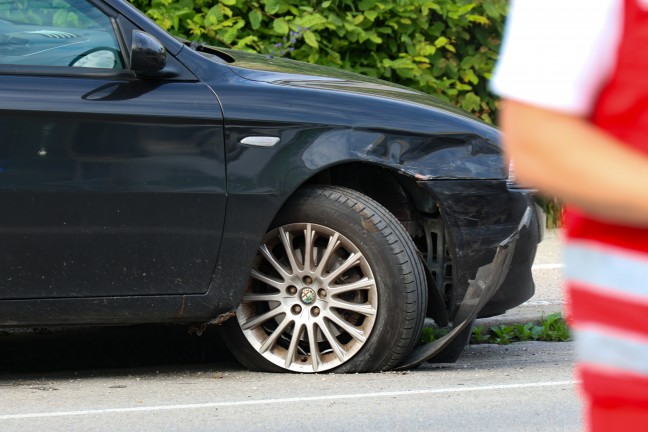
left=130, top=30, right=167, bottom=75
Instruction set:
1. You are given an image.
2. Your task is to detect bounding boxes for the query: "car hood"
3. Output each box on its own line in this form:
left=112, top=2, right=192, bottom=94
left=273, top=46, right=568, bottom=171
left=208, top=48, right=485, bottom=124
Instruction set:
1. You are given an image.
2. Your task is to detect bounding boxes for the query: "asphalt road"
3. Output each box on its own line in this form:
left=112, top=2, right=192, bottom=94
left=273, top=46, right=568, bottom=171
left=0, top=231, right=578, bottom=431
left=0, top=341, right=580, bottom=431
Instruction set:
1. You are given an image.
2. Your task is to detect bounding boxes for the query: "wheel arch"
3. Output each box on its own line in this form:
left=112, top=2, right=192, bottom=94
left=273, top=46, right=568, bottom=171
left=304, top=162, right=423, bottom=230
left=295, top=162, right=454, bottom=326
left=206, top=125, right=486, bottom=323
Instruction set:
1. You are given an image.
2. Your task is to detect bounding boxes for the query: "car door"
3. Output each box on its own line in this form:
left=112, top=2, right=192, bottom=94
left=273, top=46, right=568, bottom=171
left=0, top=0, right=226, bottom=299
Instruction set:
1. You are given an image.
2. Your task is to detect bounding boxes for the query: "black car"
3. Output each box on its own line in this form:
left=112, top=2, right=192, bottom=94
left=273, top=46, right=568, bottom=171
left=0, top=0, right=544, bottom=373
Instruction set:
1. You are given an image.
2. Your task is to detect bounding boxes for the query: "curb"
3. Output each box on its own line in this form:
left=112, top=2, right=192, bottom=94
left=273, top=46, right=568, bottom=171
left=475, top=303, right=564, bottom=329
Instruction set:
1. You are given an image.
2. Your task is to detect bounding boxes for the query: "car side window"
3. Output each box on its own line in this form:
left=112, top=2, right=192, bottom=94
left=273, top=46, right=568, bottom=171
left=0, top=0, right=124, bottom=69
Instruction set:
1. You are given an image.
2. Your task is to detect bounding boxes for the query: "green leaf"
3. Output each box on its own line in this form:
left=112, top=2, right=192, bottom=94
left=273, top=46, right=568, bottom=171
left=461, top=68, right=479, bottom=85
left=273, top=18, right=289, bottom=35
left=545, top=312, right=562, bottom=326
left=248, top=10, right=262, bottom=30
left=389, top=58, right=417, bottom=70
left=467, top=14, right=489, bottom=25
left=368, top=33, right=383, bottom=44
left=321, top=1, right=331, bottom=8
left=223, top=26, right=238, bottom=44
left=460, top=55, right=474, bottom=69
left=206, top=5, right=223, bottom=24
left=472, top=53, right=487, bottom=69
left=308, top=51, right=320, bottom=63
left=265, top=0, right=280, bottom=15
left=432, top=58, right=448, bottom=76
left=221, top=0, right=236, bottom=5
left=420, top=45, right=436, bottom=56
left=364, top=10, right=378, bottom=21
left=449, top=3, right=476, bottom=19
left=304, top=30, right=319, bottom=48
left=434, top=36, right=448, bottom=48
left=483, top=0, right=508, bottom=18
left=234, top=35, right=258, bottom=49
left=298, top=13, right=328, bottom=28
left=358, top=0, right=376, bottom=11
left=461, top=92, right=481, bottom=112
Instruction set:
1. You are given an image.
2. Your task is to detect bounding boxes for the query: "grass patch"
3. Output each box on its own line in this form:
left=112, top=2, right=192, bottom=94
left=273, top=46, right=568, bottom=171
left=472, top=313, right=570, bottom=344
left=420, top=326, right=449, bottom=343
left=421, top=313, right=571, bottom=345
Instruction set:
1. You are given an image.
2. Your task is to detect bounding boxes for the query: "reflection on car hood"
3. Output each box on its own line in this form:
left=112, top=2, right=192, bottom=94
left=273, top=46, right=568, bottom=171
left=193, top=46, right=503, bottom=180
left=211, top=48, right=481, bottom=123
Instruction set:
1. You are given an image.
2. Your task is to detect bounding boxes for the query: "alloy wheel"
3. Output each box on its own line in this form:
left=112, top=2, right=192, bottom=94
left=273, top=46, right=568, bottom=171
left=236, top=222, right=378, bottom=373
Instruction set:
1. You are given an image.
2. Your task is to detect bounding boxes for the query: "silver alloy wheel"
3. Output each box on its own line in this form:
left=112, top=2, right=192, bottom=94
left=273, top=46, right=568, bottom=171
left=236, top=222, right=378, bottom=373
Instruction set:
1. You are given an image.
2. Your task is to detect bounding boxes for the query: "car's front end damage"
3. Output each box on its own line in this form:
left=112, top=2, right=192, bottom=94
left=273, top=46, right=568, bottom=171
left=181, top=44, right=546, bottom=369
left=413, top=179, right=544, bottom=320
left=331, top=122, right=545, bottom=323
left=397, top=207, right=533, bottom=368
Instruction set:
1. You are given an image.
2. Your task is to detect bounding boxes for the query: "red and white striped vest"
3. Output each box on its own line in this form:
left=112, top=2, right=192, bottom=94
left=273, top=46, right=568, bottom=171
left=565, top=0, right=648, bottom=405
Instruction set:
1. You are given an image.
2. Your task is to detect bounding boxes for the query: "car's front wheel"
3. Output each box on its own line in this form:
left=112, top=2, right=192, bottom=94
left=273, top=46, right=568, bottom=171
left=220, top=186, right=427, bottom=373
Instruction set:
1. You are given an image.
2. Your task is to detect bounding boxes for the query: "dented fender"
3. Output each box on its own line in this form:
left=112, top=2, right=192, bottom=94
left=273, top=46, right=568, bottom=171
left=300, top=129, right=505, bottom=181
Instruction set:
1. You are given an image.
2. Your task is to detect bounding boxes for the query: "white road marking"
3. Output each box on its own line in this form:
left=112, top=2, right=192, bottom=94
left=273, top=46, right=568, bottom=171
left=522, top=300, right=565, bottom=306
left=532, top=263, right=564, bottom=270
left=0, top=380, right=578, bottom=421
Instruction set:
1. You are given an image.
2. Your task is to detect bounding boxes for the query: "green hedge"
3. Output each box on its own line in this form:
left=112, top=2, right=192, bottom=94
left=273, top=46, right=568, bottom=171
left=128, top=0, right=507, bottom=124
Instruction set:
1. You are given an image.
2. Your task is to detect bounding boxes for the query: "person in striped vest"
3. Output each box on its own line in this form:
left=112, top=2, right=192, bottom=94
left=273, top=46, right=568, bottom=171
left=491, top=0, right=648, bottom=430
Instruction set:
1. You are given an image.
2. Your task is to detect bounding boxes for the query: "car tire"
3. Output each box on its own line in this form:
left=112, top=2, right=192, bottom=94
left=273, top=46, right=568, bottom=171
left=220, top=185, right=427, bottom=373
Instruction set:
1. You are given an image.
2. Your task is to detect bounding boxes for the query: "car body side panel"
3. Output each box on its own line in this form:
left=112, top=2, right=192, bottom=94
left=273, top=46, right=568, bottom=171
left=0, top=73, right=226, bottom=300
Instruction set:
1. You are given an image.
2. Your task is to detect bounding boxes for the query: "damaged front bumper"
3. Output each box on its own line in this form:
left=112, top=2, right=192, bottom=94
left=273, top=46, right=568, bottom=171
left=396, top=207, right=531, bottom=369
left=397, top=178, right=543, bottom=370
left=413, top=179, right=544, bottom=319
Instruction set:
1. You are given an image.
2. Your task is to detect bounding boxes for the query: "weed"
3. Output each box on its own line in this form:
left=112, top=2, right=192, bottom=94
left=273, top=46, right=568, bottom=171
left=514, top=322, right=534, bottom=341
left=537, top=312, right=571, bottom=342
left=420, top=313, right=571, bottom=346
left=471, top=325, right=490, bottom=343
left=490, top=325, right=516, bottom=344
left=470, top=312, right=571, bottom=345
left=419, top=326, right=449, bottom=344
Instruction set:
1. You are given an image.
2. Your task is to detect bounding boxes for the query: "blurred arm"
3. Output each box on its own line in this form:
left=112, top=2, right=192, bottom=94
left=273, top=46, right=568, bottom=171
left=500, top=100, right=648, bottom=226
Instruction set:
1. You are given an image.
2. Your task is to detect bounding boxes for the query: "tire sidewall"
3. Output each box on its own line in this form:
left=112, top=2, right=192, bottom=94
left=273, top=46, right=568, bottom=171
left=220, top=186, right=425, bottom=373
left=269, top=188, right=414, bottom=372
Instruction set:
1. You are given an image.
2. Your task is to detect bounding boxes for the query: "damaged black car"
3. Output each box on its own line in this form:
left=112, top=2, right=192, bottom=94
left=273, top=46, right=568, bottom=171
left=0, top=0, right=545, bottom=373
